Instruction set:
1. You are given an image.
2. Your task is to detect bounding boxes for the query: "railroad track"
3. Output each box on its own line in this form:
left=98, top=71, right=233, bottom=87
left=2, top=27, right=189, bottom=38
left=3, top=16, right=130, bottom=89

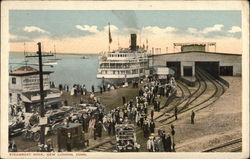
left=203, top=138, right=242, bottom=152
left=156, top=72, right=206, bottom=123
left=154, top=78, right=198, bottom=122
left=175, top=81, right=192, bottom=112
left=83, top=69, right=228, bottom=152
left=158, top=68, right=227, bottom=125
left=187, top=72, right=207, bottom=106
left=85, top=140, right=116, bottom=152
left=194, top=68, right=226, bottom=112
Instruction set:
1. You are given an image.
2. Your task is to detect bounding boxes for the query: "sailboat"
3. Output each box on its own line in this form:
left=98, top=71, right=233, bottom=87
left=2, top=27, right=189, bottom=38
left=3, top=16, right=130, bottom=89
left=47, top=44, right=61, bottom=61
left=41, top=44, right=61, bottom=66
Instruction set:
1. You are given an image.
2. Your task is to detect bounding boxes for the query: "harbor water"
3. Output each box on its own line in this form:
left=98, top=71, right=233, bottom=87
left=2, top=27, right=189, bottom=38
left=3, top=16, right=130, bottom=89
left=9, top=52, right=102, bottom=91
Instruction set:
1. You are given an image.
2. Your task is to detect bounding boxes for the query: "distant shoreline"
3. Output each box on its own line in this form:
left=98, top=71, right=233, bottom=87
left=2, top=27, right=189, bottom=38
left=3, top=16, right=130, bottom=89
left=9, top=51, right=99, bottom=56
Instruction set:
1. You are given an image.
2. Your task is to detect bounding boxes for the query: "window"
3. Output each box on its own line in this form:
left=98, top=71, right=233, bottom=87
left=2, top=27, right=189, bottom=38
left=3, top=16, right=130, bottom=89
left=12, top=78, right=16, bottom=84
left=220, top=66, right=233, bottom=76
left=9, top=93, right=12, bottom=103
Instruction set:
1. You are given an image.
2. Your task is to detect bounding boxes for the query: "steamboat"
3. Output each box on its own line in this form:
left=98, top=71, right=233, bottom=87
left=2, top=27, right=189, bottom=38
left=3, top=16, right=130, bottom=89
left=96, top=34, right=152, bottom=85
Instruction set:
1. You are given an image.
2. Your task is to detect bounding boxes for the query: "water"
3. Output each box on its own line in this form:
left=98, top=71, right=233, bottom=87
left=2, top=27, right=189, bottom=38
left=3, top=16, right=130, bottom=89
left=9, top=52, right=102, bottom=91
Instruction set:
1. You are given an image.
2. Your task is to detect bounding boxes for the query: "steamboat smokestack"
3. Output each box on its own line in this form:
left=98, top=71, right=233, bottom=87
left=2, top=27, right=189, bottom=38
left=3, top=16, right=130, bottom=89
left=130, top=34, right=137, bottom=51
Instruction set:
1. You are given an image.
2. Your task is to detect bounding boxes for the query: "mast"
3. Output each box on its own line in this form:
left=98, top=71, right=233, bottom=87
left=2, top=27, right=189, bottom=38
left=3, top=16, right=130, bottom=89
left=118, top=36, right=120, bottom=50
left=24, top=42, right=28, bottom=69
left=54, top=44, right=57, bottom=59
left=108, top=22, right=112, bottom=52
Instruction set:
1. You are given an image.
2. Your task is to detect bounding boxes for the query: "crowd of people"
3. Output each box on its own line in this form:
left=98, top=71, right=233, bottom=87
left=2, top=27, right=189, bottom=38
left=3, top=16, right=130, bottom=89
left=9, top=74, right=199, bottom=152
left=57, top=82, right=117, bottom=96
left=60, top=75, right=178, bottom=152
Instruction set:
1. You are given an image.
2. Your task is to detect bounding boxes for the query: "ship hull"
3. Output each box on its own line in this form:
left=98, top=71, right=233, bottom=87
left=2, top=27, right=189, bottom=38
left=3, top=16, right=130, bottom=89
left=98, top=77, right=143, bottom=86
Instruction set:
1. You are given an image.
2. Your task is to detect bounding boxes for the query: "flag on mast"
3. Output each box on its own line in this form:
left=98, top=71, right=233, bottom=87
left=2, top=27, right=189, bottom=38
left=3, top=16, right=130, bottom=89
left=108, top=23, right=112, bottom=44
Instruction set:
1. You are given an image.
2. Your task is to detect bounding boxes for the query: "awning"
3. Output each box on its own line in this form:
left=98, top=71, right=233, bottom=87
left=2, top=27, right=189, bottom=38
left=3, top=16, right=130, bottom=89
left=45, top=98, right=62, bottom=106
left=21, top=94, right=32, bottom=103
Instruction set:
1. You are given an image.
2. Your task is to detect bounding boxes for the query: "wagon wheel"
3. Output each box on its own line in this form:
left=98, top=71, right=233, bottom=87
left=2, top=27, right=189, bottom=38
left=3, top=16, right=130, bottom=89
left=22, top=131, right=28, bottom=140
left=51, top=123, right=60, bottom=135
left=27, top=131, right=33, bottom=140
left=51, top=126, right=59, bottom=135
left=33, top=132, right=41, bottom=142
left=51, top=128, right=57, bottom=135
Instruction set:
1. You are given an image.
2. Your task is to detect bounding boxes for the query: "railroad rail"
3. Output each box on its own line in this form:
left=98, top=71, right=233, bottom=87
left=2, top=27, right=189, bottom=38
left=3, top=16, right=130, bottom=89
left=203, top=138, right=242, bottom=152
left=154, top=79, right=196, bottom=122
left=194, top=68, right=226, bottom=112
left=187, top=72, right=207, bottom=106
left=85, top=140, right=115, bottom=152
left=158, top=68, right=227, bottom=125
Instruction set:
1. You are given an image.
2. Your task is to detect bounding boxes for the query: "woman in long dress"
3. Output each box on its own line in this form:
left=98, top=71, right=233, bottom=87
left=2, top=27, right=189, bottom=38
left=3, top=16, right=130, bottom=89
left=87, top=118, right=96, bottom=139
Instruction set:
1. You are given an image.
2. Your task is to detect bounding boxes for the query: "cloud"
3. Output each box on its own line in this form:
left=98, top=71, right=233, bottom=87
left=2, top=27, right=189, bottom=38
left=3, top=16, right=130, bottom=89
left=228, top=26, right=241, bottom=33
left=202, top=24, right=224, bottom=34
left=75, top=25, right=99, bottom=33
left=142, top=26, right=177, bottom=35
left=9, top=34, right=33, bottom=42
left=75, top=24, right=119, bottom=35
left=10, top=30, right=242, bottom=54
left=187, top=24, right=224, bottom=35
left=23, top=26, right=49, bottom=34
left=103, top=25, right=119, bottom=32
left=10, top=24, right=241, bottom=54
left=187, top=27, right=199, bottom=34
left=165, top=27, right=177, bottom=32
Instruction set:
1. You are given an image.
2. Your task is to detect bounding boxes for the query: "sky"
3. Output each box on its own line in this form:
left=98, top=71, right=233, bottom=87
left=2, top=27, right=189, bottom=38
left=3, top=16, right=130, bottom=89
left=9, top=10, right=242, bottom=54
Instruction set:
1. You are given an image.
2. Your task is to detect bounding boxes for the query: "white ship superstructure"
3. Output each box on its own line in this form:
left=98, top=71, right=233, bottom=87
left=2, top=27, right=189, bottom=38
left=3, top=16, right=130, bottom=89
left=97, top=34, right=151, bottom=83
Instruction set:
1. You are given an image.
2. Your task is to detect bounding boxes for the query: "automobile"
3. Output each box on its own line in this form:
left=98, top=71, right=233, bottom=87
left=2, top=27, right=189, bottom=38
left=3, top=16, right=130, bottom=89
left=115, top=123, right=140, bottom=152
left=69, top=105, right=99, bottom=122
left=46, top=109, right=68, bottom=123
left=9, top=120, right=25, bottom=137
left=59, top=106, right=74, bottom=114
left=22, top=124, right=41, bottom=142
left=22, top=110, right=66, bottom=141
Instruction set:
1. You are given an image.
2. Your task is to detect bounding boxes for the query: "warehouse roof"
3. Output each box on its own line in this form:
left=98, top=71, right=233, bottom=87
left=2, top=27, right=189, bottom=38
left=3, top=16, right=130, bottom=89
left=10, top=66, right=53, bottom=76
left=152, top=51, right=242, bottom=57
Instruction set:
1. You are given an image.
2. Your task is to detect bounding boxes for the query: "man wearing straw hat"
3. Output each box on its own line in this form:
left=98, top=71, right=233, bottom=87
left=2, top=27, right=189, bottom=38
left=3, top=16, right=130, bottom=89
left=147, top=135, right=155, bottom=152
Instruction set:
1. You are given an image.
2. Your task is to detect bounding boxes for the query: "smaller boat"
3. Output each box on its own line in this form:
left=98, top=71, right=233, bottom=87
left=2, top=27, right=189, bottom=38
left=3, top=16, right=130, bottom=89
left=43, top=61, right=57, bottom=66
left=33, top=61, right=57, bottom=66
left=81, top=56, right=88, bottom=59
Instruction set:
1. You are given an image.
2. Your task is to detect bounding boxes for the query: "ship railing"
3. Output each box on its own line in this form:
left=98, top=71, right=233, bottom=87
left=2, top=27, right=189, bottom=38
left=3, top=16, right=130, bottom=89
left=97, top=74, right=140, bottom=78
left=99, top=66, right=140, bottom=69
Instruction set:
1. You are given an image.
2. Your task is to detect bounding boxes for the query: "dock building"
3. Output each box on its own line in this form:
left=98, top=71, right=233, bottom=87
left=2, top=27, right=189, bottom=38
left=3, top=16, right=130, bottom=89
left=153, top=42, right=241, bottom=78
left=9, top=66, right=62, bottom=113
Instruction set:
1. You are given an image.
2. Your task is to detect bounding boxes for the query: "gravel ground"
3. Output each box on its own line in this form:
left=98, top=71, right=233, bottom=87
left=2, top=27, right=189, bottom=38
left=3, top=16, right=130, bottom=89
left=172, top=77, right=242, bottom=152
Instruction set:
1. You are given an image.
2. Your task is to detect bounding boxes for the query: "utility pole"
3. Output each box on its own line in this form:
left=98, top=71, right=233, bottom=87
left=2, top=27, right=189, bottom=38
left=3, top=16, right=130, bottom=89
left=26, top=42, right=53, bottom=146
